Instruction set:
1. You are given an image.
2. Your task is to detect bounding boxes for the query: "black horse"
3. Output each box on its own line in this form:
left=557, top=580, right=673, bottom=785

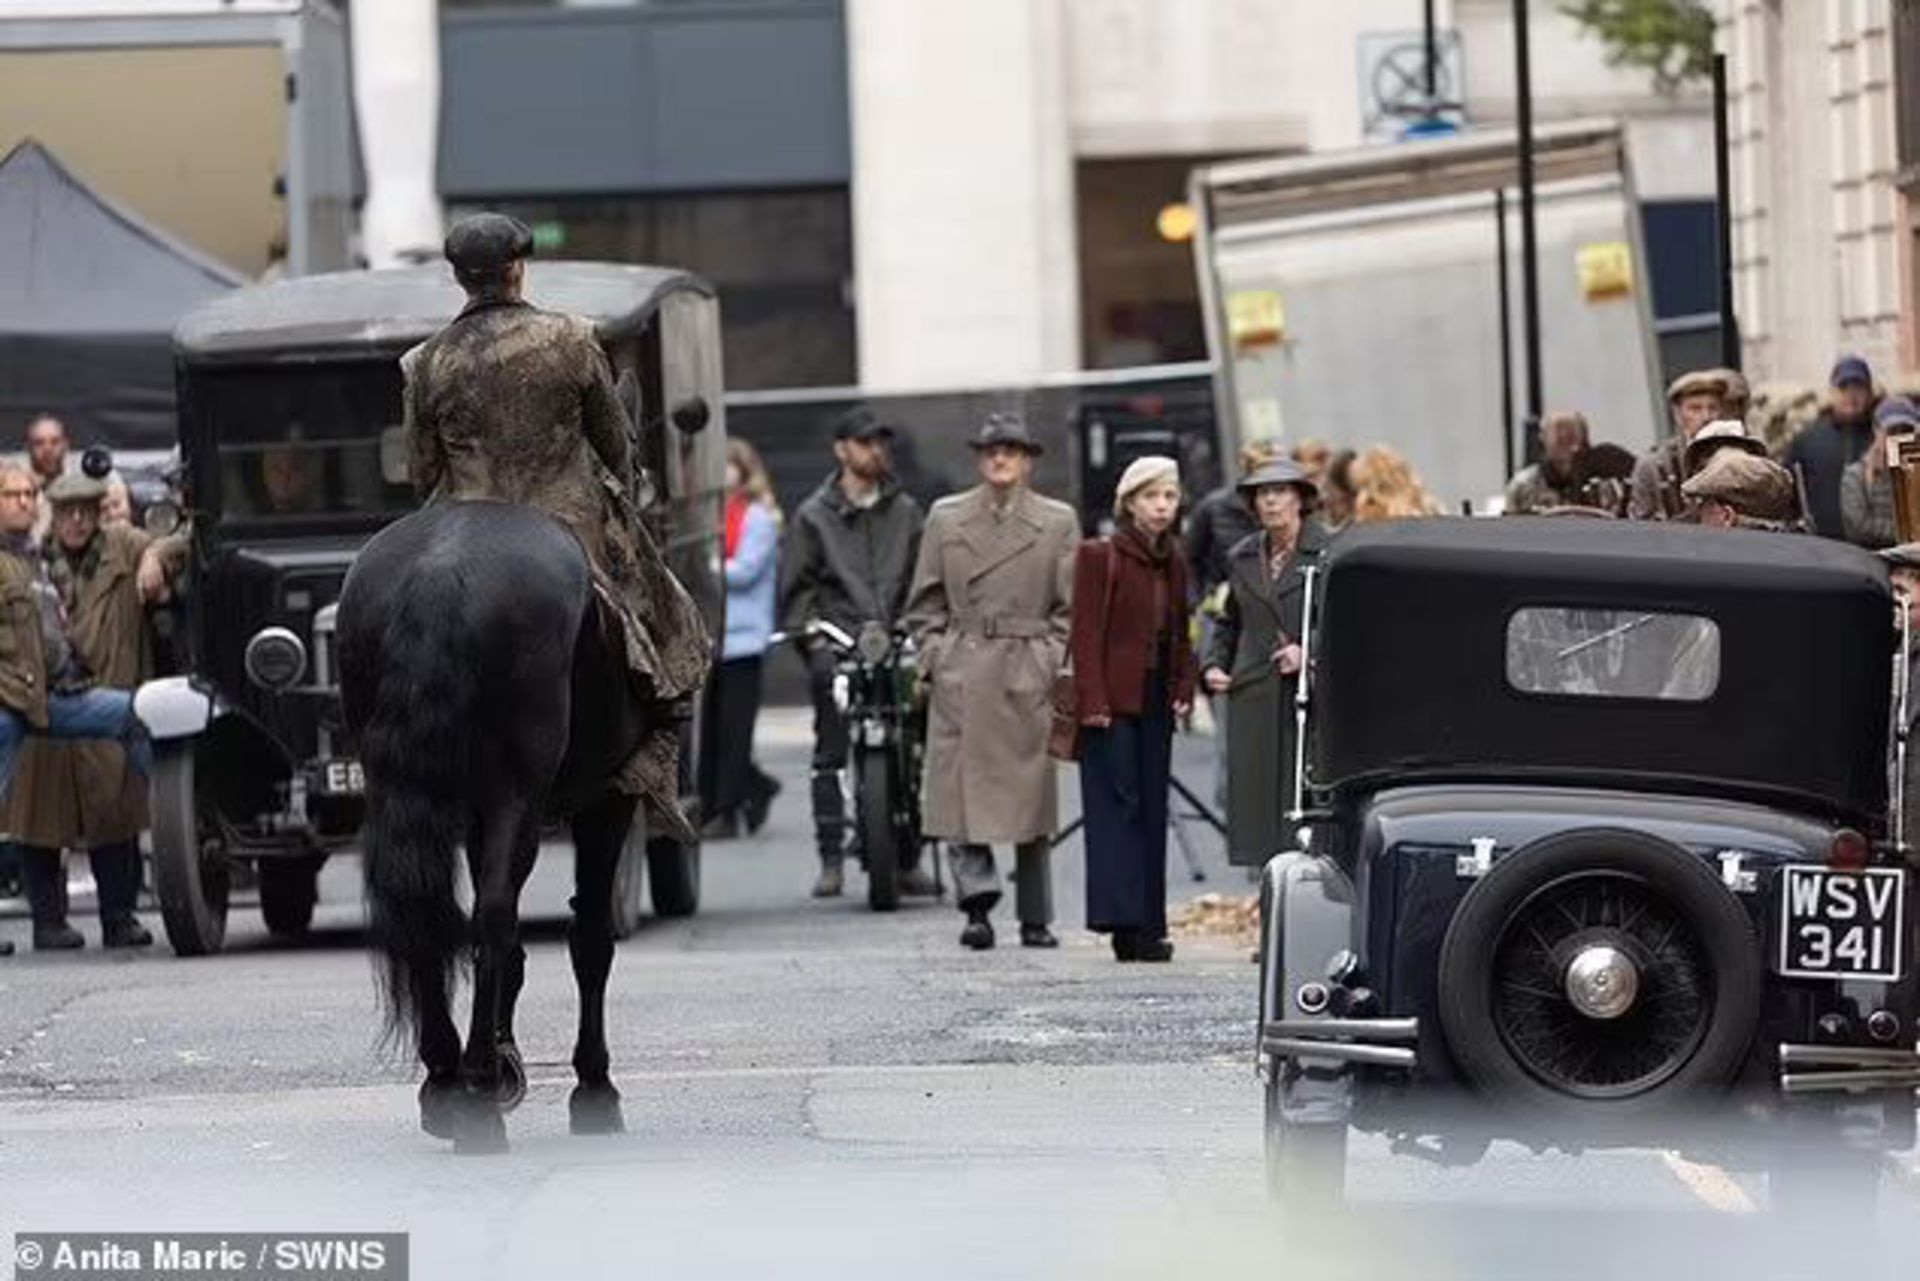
left=339, top=501, right=647, bottom=1152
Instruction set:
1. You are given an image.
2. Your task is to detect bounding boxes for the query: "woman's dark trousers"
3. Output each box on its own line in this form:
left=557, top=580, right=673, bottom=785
left=1079, top=675, right=1173, bottom=939
left=699, top=656, right=777, bottom=825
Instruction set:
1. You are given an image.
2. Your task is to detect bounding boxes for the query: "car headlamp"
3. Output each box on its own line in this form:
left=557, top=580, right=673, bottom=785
left=856, top=621, right=893, bottom=665
left=244, top=626, right=308, bottom=691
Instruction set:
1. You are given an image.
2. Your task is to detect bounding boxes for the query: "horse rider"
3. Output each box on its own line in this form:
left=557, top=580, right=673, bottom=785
left=905, top=413, right=1078, bottom=950
left=6, top=470, right=187, bottom=952
left=779, top=407, right=934, bottom=900
left=0, top=463, right=154, bottom=957
left=402, top=213, right=711, bottom=840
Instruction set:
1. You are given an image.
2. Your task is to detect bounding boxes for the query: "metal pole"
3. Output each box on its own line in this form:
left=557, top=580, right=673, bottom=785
left=1424, top=0, right=1439, bottom=101
left=1712, top=51, right=1739, bottom=370
left=1497, top=188, right=1516, bottom=479
left=1514, top=0, right=1544, bottom=419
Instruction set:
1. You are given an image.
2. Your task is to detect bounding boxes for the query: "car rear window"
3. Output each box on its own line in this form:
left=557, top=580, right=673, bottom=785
left=1506, top=607, right=1719, bottom=702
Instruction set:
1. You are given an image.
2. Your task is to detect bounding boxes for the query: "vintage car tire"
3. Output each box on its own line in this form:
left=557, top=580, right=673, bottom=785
left=646, top=834, right=701, bottom=920
left=1436, top=827, right=1761, bottom=1113
left=858, top=748, right=901, bottom=913
left=150, top=742, right=230, bottom=957
left=609, top=820, right=647, bottom=939
left=257, top=855, right=322, bottom=939
left=1263, top=1072, right=1347, bottom=1210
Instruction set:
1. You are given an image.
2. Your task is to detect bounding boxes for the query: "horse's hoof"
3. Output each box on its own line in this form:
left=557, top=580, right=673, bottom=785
left=496, top=1041, right=527, bottom=1113
left=452, top=1105, right=509, bottom=1155
left=419, top=1077, right=461, bottom=1140
left=569, top=1083, right=625, bottom=1136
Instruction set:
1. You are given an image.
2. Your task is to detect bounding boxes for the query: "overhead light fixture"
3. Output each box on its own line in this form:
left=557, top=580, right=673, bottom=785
left=1155, top=202, right=1197, bottom=243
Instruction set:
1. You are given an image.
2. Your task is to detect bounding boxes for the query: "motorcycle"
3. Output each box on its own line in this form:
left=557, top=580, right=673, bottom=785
left=805, top=619, right=931, bottom=911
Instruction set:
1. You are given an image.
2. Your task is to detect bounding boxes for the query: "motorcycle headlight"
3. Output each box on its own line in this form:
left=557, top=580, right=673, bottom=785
left=857, top=621, right=893, bottom=665
left=244, top=626, right=308, bottom=691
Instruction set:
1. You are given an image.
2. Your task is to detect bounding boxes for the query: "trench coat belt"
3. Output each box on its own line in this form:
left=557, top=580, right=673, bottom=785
left=953, top=615, right=1051, bottom=640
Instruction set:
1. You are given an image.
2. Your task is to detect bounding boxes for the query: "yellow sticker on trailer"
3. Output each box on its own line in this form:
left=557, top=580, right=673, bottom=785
left=1577, top=242, right=1634, bottom=301
left=1227, top=290, right=1285, bottom=347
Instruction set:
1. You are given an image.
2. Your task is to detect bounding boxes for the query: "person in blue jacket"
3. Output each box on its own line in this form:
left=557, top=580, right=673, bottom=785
left=700, top=439, right=783, bottom=838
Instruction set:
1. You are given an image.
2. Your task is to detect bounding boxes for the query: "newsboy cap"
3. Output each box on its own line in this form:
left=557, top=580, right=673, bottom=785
left=967, top=413, right=1043, bottom=455
left=44, top=473, right=106, bottom=505
left=443, top=213, right=533, bottom=276
left=1666, top=369, right=1728, bottom=404
left=832, top=407, right=894, bottom=442
left=1880, top=542, right=1920, bottom=571
left=1681, top=449, right=1797, bottom=522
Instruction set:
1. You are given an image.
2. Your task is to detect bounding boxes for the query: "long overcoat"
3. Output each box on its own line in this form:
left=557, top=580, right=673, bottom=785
left=1204, top=525, right=1327, bottom=866
left=402, top=295, right=711, bottom=826
left=905, top=486, right=1078, bottom=844
left=3, top=526, right=177, bottom=847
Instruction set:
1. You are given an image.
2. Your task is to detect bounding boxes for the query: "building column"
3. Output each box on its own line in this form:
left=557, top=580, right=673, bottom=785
left=846, top=0, right=1079, bottom=391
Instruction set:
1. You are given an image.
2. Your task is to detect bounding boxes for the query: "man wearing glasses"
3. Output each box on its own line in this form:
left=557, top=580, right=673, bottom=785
left=0, top=465, right=151, bottom=956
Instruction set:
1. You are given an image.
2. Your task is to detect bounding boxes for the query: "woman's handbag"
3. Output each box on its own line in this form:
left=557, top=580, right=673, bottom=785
left=1047, top=542, right=1115, bottom=763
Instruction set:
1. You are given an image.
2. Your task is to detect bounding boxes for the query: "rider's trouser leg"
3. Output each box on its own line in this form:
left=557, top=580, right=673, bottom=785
left=807, top=657, right=850, bottom=865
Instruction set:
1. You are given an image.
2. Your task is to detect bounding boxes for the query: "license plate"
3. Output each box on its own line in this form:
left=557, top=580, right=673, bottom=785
left=320, top=760, right=365, bottom=796
left=1777, top=867, right=1907, bottom=981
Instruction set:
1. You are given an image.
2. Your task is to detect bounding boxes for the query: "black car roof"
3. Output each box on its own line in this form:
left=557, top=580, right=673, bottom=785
left=1313, top=517, right=1894, bottom=825
left=174, top=261, right=713, bottom=361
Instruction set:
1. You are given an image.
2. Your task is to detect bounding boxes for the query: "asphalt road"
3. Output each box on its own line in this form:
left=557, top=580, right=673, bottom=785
left=0, top=711, right=1917, bottom=1280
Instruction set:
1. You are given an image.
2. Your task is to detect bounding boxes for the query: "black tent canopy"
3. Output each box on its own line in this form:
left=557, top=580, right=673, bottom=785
left=0, top=139, right=244, bottom=453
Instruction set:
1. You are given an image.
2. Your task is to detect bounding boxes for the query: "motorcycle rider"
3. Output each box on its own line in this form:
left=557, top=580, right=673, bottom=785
left=779, top=408, right=933, bottom=899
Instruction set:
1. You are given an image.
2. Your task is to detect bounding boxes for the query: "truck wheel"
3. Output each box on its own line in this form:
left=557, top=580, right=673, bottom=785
left=610, top=817, right=647, bottom=938
left=150, top=743, right=229, bottom=956
left=258, top=854, right=322, bottom=940
left=857, top=749, right=899, bottom=912
left=646, top=833, right=700, bottom=919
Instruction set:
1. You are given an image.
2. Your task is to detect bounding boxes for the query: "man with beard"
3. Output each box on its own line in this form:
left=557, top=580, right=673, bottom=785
left=403, top=213, right=711, bottom=841
left=1504, top=411, right=1595, bottom=514
left=780, top=408, right=934, bottom=900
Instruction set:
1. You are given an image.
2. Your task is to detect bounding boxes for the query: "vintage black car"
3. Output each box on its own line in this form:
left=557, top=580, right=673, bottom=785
left=133, top=262, right=727, bottom=955
left=1260, top=517, right=1918, bottom=1205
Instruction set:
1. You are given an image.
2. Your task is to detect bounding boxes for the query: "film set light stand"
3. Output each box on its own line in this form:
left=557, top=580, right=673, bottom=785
left=1049, top=765, right=1222, bottom=885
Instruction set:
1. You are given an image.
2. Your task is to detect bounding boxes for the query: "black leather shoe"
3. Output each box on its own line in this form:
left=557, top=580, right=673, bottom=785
left=1019, top=925, right=1059, bottom=949
left=33, top=922, right=84, bottom=952
left=1110, top=930, right=1137, bottom=961
left=1133, top=936, right=1175, bottom=963
left=102, top=919, right=153, bottom=949
left=742, top=777, right=781, bottom=835
left=960, top=914, right=995, bottom=951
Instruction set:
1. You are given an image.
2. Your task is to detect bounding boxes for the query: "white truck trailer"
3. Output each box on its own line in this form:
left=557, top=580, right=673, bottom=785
left=1190, top=119, right=1665, bottom=509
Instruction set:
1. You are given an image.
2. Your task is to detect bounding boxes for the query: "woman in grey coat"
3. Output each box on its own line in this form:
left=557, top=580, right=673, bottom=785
left=1201, top=459, right=1326, bottom=867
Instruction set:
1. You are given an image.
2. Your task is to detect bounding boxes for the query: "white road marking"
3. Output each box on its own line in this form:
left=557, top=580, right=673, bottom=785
left=1660, top=1150, right=1758, bottom=1214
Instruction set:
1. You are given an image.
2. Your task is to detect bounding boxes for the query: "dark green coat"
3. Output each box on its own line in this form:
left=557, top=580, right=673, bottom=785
left=1204, top=525, right=1326, bottom=866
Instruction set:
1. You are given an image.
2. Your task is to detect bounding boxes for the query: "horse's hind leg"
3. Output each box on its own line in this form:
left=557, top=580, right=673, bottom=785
left=455, top=797, right=542, bottom=1154
left=567, top=788, right=635, bottom=1136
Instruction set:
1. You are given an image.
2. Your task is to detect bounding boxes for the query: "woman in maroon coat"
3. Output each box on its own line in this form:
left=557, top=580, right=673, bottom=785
left=1068, top=456, right=1194, bottom=961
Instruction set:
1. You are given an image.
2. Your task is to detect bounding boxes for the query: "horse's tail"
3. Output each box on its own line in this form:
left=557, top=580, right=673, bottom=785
left=359, top=563, right=473, bottom=1052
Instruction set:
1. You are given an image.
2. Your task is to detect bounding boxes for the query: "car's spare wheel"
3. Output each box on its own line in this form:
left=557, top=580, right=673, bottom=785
left=1437, top=827, right=1762, bottom=1111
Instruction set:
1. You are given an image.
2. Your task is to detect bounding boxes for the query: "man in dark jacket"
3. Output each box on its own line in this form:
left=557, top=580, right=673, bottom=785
left=1784, top=355, right=1879, bottom=539
left=779, top=408, right=932, bottom=898
left=403, top=213, right=711, bottom=840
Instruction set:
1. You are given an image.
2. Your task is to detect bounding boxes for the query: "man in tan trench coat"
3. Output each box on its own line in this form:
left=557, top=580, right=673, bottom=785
left=7, top=471, right=186, bottom=950
left=906, top=414, right=1077, bottom=951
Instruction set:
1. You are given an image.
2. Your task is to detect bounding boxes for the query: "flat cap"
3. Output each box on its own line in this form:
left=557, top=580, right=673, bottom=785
left=1880, top=542, right=1920, bottom=570
left=1683, top=419, right=1769, bottom=473
left=1681, top=449, right=1797, bottom=521
left=443, top=213, right=533, bottom=275
left=832, top=407, right=894, bottom=442
left=44, top=472, right=106, bottom=505
left=1666, top=369, right=1728, bottom=403
left=967, top=412, right=1043, bottom=455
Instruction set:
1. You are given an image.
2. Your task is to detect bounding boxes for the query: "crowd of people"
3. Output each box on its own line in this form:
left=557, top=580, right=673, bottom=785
left=0, top=413, right=185, bottom=957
